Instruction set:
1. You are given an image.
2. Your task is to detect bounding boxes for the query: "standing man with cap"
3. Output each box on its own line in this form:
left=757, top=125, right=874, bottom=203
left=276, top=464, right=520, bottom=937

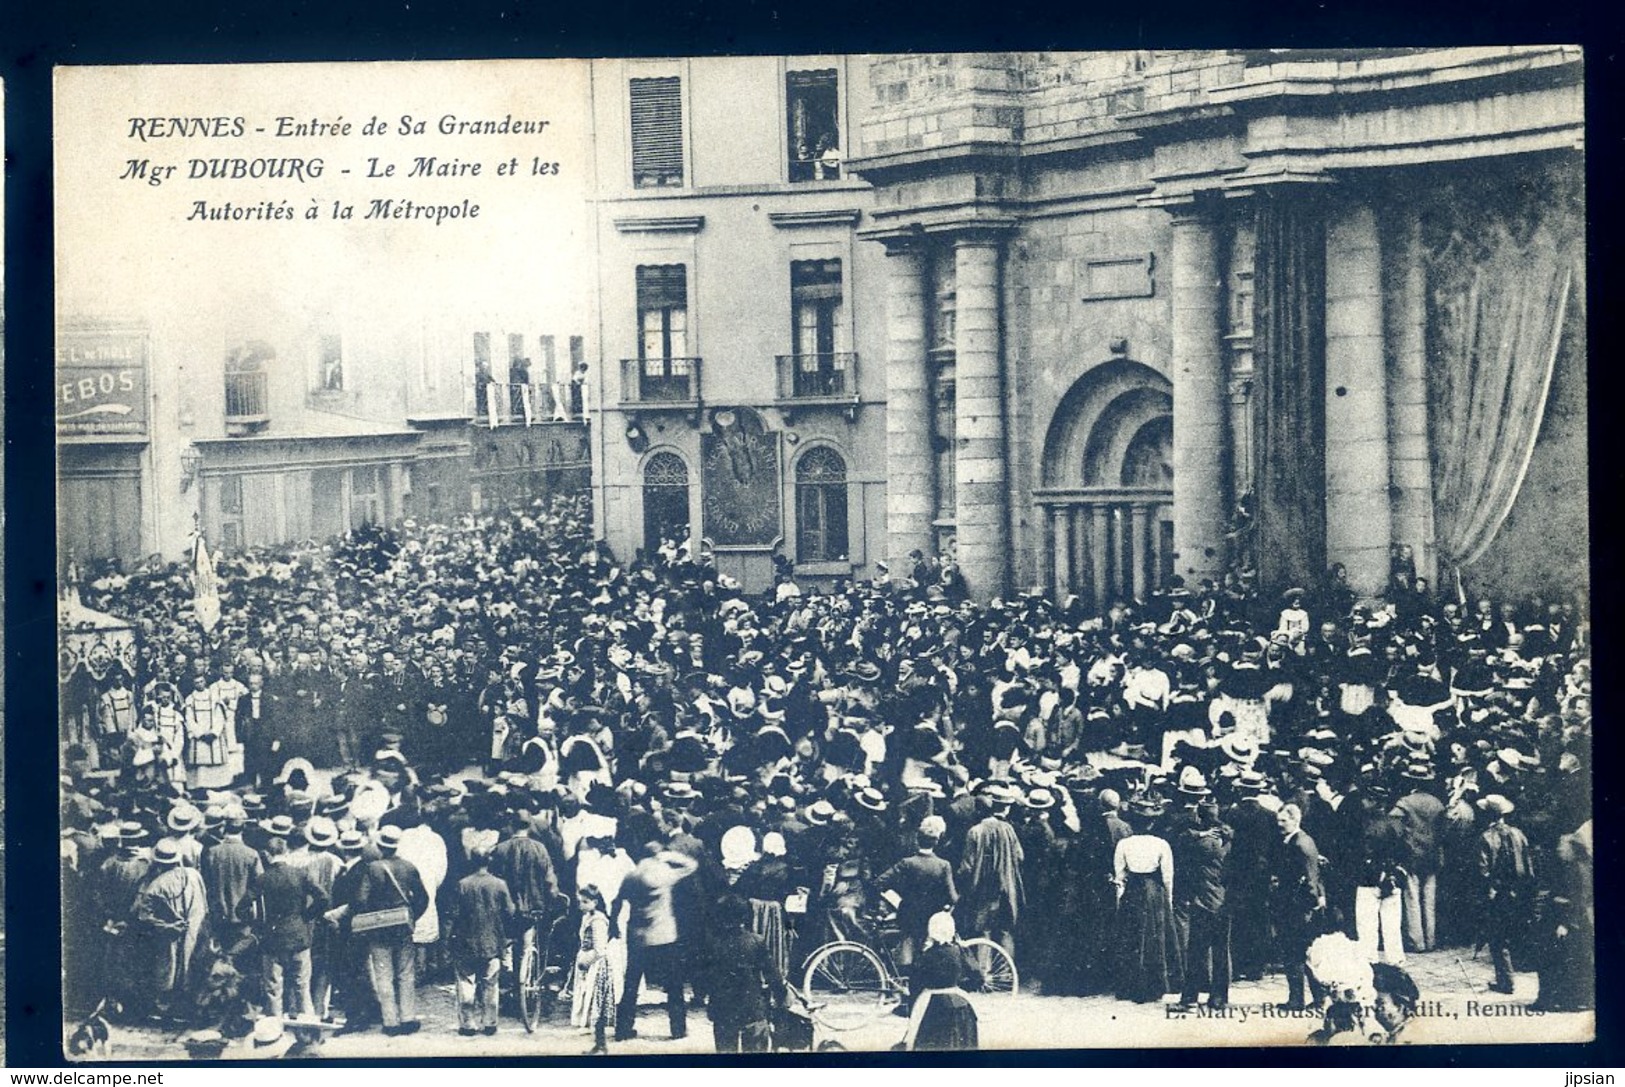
left=876, top=814, right=958, bottom=969
left=350, top=825, right=430, bottom=1035
left=1477, top=794, right=1534, bottom=994
left=446, top=842, right=515, bottom=1037
left=1270, top=803, right=1324, bottom=1011
left=202, top=809, right=262, bottom=956
left=256, top=834, right=329, bottom=1018
left=1174, top=795, right=1233, bottom=1011
left=134, top=838, right=208, bottom=1021
left=957, top=786, right=1025, bottom=959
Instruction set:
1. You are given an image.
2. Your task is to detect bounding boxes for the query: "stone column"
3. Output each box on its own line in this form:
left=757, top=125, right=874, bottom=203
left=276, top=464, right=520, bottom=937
left=1130, top=502, right=1151, bottom=602
left=1386, top=207, right=1436, bottom=584
left=953, top=234, right=1009, bottom=600
left=883, top=244, right=936, bottom=567
left=1090, top=504, right=1109, bottom=611
left=1041, top=504, right=1058, bottom=599
left=1150, top=505, right=1165, bottom=591
left=1169, top=205, right=1228, bottom=585
left=1324, top=198, right=1392, bottom=598
left=1070, top=507, right=1086, bottom=603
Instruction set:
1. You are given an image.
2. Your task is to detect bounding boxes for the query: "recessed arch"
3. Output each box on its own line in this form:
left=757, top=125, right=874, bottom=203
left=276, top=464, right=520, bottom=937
left=1041, top=358, right=1172, bottom=487
left=1037, top=358, right=1175, bottom=609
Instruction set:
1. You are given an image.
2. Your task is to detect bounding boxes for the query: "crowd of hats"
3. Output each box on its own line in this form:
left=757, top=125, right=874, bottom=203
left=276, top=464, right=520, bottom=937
left=63, top=496, right=1592, bottom=957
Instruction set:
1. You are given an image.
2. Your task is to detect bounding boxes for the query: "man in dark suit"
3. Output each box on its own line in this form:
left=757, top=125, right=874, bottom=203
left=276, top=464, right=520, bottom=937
left=349, top=826, right=430, bottom=1036
left=236, top=670, right=281, bottom=787
left=1223, top=774, right=1278, bottom=981
left=876, top=815, right=958, bottom=967
left=1271, top=802, right=1325, bottom=1010
left=446, top=843, right=515, bottom=1036
left=257, top=834, right=330, bottom=1018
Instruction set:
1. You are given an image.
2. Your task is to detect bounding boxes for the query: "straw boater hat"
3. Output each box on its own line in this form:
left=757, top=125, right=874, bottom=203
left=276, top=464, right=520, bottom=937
left=166, top=804, right=203, bottom=834
left=805, top=799, right=837, bottom=826
left=853, top=787, right=889, bottom=813
left=1477, top=794, right=1516, bottom=817
left=1177, top=766, right=1211, bottom=798
left=259, top=815, right=297, bottom=838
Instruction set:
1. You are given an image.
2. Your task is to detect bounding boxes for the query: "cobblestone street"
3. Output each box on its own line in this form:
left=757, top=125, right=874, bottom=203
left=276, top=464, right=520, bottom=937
left=83, top=947, right=1590, bottom=1060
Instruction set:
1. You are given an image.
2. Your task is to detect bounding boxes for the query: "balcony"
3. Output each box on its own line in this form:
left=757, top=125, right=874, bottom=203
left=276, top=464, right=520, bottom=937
left=619, top=357, right=703, bottom=418
left=223, top=370, right=270, bottom=435
left=473, top=381, right=582, bottom=427
left=775, top=352, right=860, bottom=421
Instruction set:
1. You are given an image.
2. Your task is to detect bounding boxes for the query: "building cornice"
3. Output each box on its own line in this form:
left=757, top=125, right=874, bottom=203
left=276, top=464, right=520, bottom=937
left=767, top=208, right=863, bottom=229
left=612, top=214, right=706, bottom=234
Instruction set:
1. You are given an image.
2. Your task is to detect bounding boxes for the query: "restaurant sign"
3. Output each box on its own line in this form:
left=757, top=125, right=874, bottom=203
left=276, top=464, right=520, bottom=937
left=58, top=324, right=150, bottom=437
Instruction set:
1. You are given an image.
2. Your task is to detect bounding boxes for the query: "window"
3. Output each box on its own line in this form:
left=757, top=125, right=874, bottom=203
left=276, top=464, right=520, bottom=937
left=319, top=333, right=344, bottom=391
left=630, top=76, right=684, bottom=188
left=217, top=476, right=244, bottom=551
left=796, top=446, right=849, bottom=562
left=351, top=466, right=382, bottom=529
left=636, top=265, right=690, bottom=399
left=787, top=69, right=840, bottom=182
left=791, top=259, right=846, bottom=396
left=224, top=340, right=273, bottom=421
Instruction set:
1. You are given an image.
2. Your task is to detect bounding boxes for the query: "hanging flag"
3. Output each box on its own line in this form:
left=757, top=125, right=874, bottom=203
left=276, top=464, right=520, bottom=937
left=194, top=531, right=221, bottom=635
left=485, top=382, right=500, bottom=429
left=520, top=382, right=535, bottom=427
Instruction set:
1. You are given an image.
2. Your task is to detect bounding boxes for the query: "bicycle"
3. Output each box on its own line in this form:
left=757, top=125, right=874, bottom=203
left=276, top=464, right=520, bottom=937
left=799, top=910, right=1019, bottom=1031
left=509, top=908, right=572, bottom=1032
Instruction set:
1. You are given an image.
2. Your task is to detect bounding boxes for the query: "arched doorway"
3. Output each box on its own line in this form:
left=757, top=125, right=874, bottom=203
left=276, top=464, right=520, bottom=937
left=642, top=450, right=691, bottom=554
left=1037, top=359, right=1174, bottom=608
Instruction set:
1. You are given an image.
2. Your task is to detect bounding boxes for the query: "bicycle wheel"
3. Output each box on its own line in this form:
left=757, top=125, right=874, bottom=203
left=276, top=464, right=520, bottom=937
left=801, top=942, right=890, bottom=1031
left=518, top=943, right=544, bottom=1032
left=960, top=938, right=1019, bottom=998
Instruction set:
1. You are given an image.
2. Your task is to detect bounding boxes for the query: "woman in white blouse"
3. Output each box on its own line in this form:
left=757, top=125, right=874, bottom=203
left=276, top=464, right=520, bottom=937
left=1111, top=796, right=1180, bottom=1003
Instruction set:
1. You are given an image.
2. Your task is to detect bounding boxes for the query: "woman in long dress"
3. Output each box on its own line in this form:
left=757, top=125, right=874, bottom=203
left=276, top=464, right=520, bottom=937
left=571, top=885, right=616, bottom=1055
left=1111, top=798, right=1181, bottom=1003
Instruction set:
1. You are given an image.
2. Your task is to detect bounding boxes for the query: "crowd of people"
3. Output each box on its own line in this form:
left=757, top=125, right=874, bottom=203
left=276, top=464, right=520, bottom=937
left=59, top=493, right=1594, bottom=1053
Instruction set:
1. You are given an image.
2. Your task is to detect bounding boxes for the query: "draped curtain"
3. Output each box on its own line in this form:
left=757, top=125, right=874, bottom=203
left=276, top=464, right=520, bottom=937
left=1252, top=193, right=1327, bottom=594
left=1423, top=163, right=1582, bottom=580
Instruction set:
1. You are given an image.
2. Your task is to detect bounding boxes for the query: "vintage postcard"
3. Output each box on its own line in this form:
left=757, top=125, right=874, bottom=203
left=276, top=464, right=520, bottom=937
left=55, top=51, right=1589, bottom=1059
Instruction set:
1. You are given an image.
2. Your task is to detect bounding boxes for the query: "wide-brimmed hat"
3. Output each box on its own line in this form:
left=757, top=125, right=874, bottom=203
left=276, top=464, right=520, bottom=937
left=1128, top=795, right=1168, bottom=818
left=853, top=787, right=889, bottom=813
left=805, top=799, right=837, bottom=826
left=375, top=825, right=404, bottom=852
left=304, top=816, right=339, bottom=849
left=336, top=829, right=368, bottom=853
left=1023, top=787, right=1056, bottom=810
left=259, top=815, right=296, bottom=838
left=152, top=838, right=184, bottom=866
left=166, top=804, right=203, bottom=833
left=845, top=661, right=883, bottom=684
left=1177, top=766, right=1211, bottom=797
left=1233, top=769, right=1270, bottom=792
left=1477, top=794, right=1516, bottom=816
left=661, top=781, right=699, bottom=803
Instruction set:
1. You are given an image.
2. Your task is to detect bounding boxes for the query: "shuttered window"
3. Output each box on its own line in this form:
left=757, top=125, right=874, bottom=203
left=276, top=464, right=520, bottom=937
left=630, top=76, right=684, bottom=188
left=636, top=265, right=689, bottom=370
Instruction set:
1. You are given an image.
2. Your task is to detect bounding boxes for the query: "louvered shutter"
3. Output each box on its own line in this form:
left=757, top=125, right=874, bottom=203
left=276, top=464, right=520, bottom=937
left=630, top=77, right=684, bottom=187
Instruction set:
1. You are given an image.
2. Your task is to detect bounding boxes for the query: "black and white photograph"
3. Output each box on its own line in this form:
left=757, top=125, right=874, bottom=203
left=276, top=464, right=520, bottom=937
left=53, top=48, right=1590, bottom=1059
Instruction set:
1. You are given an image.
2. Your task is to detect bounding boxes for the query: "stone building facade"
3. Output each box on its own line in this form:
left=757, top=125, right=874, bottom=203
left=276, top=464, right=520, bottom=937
left=586, top=56, right=890, bottom=593
left=849, top=47, right=1586, bottom=604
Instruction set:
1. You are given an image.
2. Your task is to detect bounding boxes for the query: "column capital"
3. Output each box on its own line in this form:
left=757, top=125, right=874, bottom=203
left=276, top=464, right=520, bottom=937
left=950, top=221, right=1016, bottom=250
left=1139, top=189, right=1225, bottom=225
